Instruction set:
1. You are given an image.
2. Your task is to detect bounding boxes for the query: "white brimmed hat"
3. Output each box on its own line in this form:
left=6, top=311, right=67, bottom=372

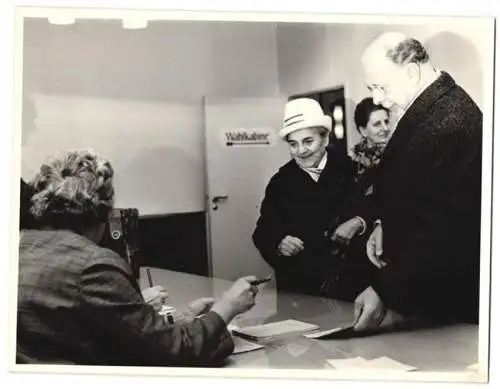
left=279, top=98, right=332, bottom=139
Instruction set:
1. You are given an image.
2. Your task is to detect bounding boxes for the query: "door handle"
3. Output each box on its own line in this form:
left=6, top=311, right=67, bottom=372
left=212, top=195, right=228, bottom=210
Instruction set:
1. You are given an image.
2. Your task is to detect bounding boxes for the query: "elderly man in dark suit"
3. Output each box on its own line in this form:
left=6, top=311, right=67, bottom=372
left=352, top=32, right=482, bottom=331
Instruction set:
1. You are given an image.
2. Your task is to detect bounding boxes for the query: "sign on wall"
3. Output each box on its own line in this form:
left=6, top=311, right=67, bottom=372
left=221, top=127, right=278, bottom=147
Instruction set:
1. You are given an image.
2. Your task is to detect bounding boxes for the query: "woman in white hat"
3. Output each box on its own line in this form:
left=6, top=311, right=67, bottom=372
left=252, top=98, right=365, bottom=299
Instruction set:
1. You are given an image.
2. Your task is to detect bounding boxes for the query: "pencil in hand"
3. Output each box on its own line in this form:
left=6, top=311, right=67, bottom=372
left=249, top=276, right=273, bottom=286
left=146, top=268, right=154, bottom=288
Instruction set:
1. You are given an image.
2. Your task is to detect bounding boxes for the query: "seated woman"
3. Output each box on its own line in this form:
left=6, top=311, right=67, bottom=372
left=20, top=179, right=166, bottom=305
left=252, top=98, right=358, bottom=299
left=17, top=149, right=259, bottom=367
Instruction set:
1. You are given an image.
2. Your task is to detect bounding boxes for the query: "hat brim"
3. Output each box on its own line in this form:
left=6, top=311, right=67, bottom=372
left=279, top=116, right=332, bottom=139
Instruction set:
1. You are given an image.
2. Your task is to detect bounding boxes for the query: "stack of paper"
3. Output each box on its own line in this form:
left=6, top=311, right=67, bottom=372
left=227, top=323, right=264, bottom=355
left=231, top=319, right=319, bottom=340
left=325, top=356, right=417, bottom=371
left=303, top=325, right=354, bottom=339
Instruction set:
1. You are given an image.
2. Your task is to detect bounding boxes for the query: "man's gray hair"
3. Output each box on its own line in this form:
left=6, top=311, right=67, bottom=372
left=387, top=37, right=430, bottom=65
left=364, top=32, right=430, bottom=66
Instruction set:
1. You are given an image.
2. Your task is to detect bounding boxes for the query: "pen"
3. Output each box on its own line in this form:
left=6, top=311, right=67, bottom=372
left=250, top=276, right=272, bottom=286
left=146, top=268, right=153, bottom=288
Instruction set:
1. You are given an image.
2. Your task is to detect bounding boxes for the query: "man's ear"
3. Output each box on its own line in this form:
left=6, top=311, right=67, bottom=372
left=407, top=63, right=421, bottom=84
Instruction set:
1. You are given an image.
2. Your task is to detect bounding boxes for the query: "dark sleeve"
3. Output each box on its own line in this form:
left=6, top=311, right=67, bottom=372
left=20, top=179, right=36, bottom=230
left=371, top=111, right=482, bottom=318
left=351, top=187, right=380, bottom=229
left=78, top=252, right=234, bottom=367
left=350, top=167, right=382, bottom=228
left=252, top=174, right=287, bottom=266
left=371, top=208, right=451, bottom=316
left=325, top=158, right=379, bottom=236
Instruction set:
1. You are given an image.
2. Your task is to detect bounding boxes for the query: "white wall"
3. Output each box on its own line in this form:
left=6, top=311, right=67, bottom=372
left=22, top=94, right=206, bottom=215
left=21, top=19, right=280, bottom=215
left=277, top=19, right=493, bottom=151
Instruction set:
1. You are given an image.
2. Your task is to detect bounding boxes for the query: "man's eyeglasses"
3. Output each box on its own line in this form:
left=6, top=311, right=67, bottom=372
left=367, top=84, right=387, bottom=94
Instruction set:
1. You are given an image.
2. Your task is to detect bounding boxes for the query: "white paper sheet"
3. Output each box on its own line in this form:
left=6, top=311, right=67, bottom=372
left=325, top=357, right=368, bottom=369
left=365, top=356, right=418, bottom=371
left=232, top=319, right=319, bottom=339
left=326, top=356, right=417, bottom=371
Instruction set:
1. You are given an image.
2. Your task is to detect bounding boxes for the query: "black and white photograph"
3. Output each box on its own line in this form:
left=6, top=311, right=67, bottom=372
left=3, top=2, right=497, bottom=387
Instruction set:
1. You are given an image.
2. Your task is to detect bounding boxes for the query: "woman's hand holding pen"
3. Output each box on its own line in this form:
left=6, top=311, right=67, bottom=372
left=142, top=267, right=271, bottom=325
left=142, top=269, right=169, bottom=312
left=210, top=276, right=259, bottom=324
left=180, top=276, right=271, bottom=324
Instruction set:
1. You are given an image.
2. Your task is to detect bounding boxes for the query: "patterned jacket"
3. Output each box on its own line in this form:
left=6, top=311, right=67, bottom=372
left=16, top=229, right=234, bottom=366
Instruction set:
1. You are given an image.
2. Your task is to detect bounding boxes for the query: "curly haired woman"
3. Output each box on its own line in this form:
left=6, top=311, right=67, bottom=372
left=16, top=149, right=259, bottom=367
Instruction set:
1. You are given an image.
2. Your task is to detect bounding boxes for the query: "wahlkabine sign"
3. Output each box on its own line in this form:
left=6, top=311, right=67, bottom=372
left=222, top=128, right=277, bottom=147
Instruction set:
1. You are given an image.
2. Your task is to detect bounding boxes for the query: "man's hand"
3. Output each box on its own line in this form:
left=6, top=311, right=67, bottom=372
left=366, top=222, right=386, bottom=268
left=278, top=235, right=304, bottom=256
left=353, top=286, right=387, bottom=332
left=331, top=217, right=364, bottom=246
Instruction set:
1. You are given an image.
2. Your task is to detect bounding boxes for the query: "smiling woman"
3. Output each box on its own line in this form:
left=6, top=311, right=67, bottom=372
left=252, top=98, right=366, bottom=301
left=286, top=127, right=329, bottom=171
left=351, top=97, right=391, bottom=174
